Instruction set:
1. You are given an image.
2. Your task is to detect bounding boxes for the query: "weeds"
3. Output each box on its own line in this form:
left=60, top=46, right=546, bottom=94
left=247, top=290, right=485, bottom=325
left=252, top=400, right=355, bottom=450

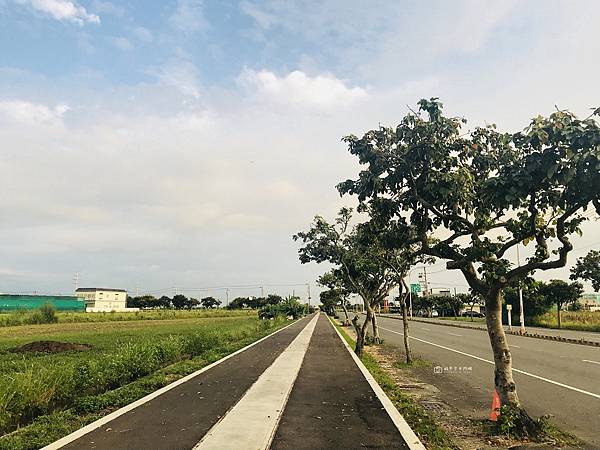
left=0, top=315, right=286, bottom=436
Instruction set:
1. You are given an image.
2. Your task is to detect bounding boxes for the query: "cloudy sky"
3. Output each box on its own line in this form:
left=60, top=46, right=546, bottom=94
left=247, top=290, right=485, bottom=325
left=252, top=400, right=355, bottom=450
left=1, top=0, right=599, bottom=300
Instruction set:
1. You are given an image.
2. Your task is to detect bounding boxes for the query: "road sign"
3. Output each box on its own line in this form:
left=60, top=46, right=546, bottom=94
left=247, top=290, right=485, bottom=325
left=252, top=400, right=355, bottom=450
left=506, top=304, right=512, bottom=311
left=410, top=283, right=421, bottom=293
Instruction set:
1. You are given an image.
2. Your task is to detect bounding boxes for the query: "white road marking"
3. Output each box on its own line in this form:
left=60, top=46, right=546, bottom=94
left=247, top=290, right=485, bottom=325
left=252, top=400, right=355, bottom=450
left=447, top=332, right=462, bottom=337
left=510, top=345, right=521, bottom=348
left=42, top=318, right=304, bottom=450
left=420, top=328, right=431, bottom=331
left=583, top=359, right=600, bottom=365
left=379, top=326, right=600, bottom=401
left=329, top=319, right=426, bottom=450
left=194, top=314, right=319, bottom=450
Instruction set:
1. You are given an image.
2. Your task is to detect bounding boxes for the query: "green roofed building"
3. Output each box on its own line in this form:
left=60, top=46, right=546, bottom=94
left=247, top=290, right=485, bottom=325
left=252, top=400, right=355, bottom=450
left=0, top=294, right=85, bottom=312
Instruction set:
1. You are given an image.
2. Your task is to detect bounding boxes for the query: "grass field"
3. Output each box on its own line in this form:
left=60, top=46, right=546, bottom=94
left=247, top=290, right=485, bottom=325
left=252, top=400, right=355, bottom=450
left=0, top=308, right=254, bottom=327
left=532, top=310, right=600, bottom=332
left=0, top=312, right=288, bottom=449
left=439, top=316, right=486, bottom=324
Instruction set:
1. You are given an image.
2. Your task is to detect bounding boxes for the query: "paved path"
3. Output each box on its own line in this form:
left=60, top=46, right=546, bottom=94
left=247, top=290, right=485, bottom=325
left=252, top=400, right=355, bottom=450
left=45, top=313, right=421, bottom=450
left=372, top=314, right=600, bottom=447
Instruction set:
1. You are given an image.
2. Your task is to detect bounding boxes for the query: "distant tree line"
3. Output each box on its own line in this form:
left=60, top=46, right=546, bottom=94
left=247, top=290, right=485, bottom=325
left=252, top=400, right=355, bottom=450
left=126, top=295, right=221, bottom=310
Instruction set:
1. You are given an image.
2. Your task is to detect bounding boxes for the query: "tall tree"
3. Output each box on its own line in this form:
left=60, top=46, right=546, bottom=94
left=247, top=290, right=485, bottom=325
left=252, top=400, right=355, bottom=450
left=338, top=98, right=600, bottom=430
left=294, top=208, right=399, bottom=356
left=172, top=294, right=189, bottom=310
left=540, top=280, right=584, bottom=328
left=200, top=296, right=221, bottom=308
left=318, top=270, right=352, bottom=324
left=571, top=250, right=600, bottom=291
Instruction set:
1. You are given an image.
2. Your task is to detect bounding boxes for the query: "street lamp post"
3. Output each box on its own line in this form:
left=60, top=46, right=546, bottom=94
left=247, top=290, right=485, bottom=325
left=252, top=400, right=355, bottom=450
left=517, top=244, right=526, bottom=333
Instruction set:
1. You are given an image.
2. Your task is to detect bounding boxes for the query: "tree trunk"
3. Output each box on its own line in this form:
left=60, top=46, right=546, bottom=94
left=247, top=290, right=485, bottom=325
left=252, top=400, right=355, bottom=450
left=371, top=309, right=381, bottom=343
left=485, top=289, right=521, bottom=408
left=401, top=295, right=412, bottom=364
left=341, top=300, right=350, bottom=325
left=353, top=308, right=372, bottom=357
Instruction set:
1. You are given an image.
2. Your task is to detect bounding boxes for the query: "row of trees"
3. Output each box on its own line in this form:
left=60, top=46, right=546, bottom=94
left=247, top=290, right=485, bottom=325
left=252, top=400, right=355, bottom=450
left=295, top=98, right=600, bottom=432
left=126, top=295, right=221, bottom=309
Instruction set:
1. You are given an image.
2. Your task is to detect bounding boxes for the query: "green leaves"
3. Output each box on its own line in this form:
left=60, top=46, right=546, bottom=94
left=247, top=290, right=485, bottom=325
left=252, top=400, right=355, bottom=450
left=338, top=99, right=600, bottom=292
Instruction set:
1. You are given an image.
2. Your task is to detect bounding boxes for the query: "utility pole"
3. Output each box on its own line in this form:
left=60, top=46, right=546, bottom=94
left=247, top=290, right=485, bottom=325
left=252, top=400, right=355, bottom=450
left=517, top=244, right=526, bottom=333
left=260, top=286, right=264, bottom=297
left=226, top=288, right=230, bottom=307
left=73, top=272, right=79, bottom=292
left=423, top=266, right=429, bottom=296
left=307, top=284, right=311, bottom=309
left=408, top=271, right=413, bottom=319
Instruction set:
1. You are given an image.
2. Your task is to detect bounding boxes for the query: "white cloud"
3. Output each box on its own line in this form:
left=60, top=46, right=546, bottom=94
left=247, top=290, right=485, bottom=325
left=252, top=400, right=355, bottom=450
left=0, top=99, right=69, bottom=124
left=18, top=0, right=100, bottom=25
left=238, top=69, right=367, bottom=110
left=152, top=58, right=202, bottom=99
left=169, top=0, right=207, bottom=34
left=110, top=36, right=133, bottom=51
left=240, top=0, right=276, bottom=30
left=132, top=26, right=153, bottom=43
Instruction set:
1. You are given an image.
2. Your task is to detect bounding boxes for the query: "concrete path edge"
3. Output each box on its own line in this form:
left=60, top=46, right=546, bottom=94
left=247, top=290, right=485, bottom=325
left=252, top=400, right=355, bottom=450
left=42, top=318, right=301, bottom=450
left=328, top=318, right=427, bottom=450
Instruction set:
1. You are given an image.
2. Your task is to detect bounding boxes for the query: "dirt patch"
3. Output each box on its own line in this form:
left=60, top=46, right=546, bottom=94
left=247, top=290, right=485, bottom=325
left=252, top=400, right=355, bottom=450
left=10, top=340, right=92, bottom=353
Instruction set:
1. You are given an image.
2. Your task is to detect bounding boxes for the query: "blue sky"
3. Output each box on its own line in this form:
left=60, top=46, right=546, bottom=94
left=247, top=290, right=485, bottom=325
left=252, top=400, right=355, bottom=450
left=1, top=0, right=599, bottom=299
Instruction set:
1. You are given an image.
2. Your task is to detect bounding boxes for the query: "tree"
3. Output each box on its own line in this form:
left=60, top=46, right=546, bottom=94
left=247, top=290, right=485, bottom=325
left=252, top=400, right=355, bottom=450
left=434, top=295, right=463, bottom=317
left=172, top=294, right=189, bottom=310
left=338, top=98, right=600, bottom=430
left=200, top=296, right=221, bottom=308
left=157, top=295, right=172, bottom=309
left=540, top=280, right=584, bottom=328
left=294, top=208, right=399, bottom=356
left=318, top=270, right=352, bottom=324
left=571, top=250, right=600, bottom=291
left=503, top=278, right=551, bottom=324
left=227, top=297, right=249, bottom=309
left=319, top=289, right=340, bottom=316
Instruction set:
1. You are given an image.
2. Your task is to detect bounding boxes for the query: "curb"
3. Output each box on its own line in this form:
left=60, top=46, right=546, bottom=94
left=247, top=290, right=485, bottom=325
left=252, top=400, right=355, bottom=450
left=328, top=317, right=426, bottom=450
left=380, top=314, right=600, bottom=347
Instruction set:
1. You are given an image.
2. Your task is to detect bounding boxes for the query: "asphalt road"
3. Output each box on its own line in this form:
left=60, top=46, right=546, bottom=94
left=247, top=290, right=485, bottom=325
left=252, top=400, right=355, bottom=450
left=373, top=314, right=600, bottom=447
left=405, top=316, right=600, bottom=344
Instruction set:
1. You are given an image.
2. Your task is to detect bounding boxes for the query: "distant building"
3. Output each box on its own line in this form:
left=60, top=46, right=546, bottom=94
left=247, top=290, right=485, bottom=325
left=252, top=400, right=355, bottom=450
left=0, top=294, right=85, bottom=312
left=428, top=288, right=452, bottom=297
left=579, top=293, right=600, bottom=312
left=75, top=288, right=128, bottom=312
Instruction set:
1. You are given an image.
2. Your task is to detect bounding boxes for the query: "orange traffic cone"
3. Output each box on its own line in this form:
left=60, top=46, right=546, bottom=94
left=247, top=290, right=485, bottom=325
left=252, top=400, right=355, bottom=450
left=489, top=389, right=501, bottom=421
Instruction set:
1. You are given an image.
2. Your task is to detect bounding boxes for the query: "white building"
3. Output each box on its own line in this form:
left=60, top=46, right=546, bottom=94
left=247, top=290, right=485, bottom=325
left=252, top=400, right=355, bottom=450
left=75, top=288, right=128, bottom=312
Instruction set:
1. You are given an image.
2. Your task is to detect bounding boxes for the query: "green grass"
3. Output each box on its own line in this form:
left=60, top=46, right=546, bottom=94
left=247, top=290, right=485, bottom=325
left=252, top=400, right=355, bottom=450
left=0, top=308, right=254, bottom=328
left=330, top=319, right=456, bottom=450
left=438, top=316, right=485, bottom=324
left=0, top=314, right=288, bottom=448
left=532, top=310, right=600, bottom=332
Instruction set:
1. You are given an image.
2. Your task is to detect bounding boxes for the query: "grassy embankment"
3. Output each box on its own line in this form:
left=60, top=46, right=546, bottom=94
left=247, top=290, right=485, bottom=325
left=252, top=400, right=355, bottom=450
left=330, top=318, right=456, bottom=450
left=0, top=312, right=287, bottom=450
left=440, top=311, right=600, bottom=332
left=439, top=316, right=485, bottom=324
left=0, top=308, right=254, bottom=328
left=532, top=310, right=600, bottom=332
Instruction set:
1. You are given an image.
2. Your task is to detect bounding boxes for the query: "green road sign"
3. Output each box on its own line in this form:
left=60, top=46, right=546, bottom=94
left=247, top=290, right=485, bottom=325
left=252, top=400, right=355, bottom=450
left=410, top=283, right=421, bottom=293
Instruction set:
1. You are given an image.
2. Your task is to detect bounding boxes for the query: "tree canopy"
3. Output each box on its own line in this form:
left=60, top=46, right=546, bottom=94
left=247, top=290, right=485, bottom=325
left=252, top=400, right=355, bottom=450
left=571, top=250, right=600, bottom=291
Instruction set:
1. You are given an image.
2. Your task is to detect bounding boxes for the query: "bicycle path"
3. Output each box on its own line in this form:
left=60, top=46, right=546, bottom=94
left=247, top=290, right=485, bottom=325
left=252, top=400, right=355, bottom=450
left=45, top=313, right=422, bottom=450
